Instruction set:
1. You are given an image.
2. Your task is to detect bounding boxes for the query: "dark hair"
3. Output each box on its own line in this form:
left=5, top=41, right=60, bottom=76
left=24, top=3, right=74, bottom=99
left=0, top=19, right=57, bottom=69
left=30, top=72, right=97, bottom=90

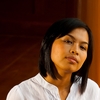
left=39, top=18, right=93, bottom=94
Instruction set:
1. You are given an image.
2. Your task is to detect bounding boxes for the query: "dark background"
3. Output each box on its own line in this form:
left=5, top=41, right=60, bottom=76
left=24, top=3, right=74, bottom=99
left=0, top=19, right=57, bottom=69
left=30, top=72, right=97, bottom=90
left=0, top=0, right=78, bottom=99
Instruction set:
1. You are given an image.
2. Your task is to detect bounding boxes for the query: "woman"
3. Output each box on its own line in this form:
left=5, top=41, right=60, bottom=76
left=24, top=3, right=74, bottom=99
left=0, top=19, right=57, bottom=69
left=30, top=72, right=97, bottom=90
left=6, top=18, right=100, bottom=100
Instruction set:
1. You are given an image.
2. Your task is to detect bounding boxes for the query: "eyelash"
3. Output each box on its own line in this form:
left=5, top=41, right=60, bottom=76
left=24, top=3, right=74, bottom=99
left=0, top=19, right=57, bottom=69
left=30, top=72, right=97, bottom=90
left=64, top=40, right=73, bottom=44
left=80, top=46, right=86, bottom=50
left=64, top=40, right=87, bottom=51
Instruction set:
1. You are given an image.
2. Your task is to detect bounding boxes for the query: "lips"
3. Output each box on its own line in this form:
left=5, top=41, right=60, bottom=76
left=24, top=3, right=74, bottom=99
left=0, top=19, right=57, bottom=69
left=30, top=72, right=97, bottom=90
left=66, top=56, right=78, bottom=63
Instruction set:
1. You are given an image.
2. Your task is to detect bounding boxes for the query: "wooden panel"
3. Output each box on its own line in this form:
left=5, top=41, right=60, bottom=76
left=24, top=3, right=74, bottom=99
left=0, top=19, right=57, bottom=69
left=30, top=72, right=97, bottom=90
left=0, top=1, right=79, bottom=99
left=77, top=0, right=100, bottom=86
left=0, top=0, right=78, bottom=36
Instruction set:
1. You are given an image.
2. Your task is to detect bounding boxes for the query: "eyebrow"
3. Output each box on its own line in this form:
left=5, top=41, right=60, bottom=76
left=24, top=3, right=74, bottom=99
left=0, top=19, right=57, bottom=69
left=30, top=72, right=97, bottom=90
left=67, top=34, right=89, bottom=45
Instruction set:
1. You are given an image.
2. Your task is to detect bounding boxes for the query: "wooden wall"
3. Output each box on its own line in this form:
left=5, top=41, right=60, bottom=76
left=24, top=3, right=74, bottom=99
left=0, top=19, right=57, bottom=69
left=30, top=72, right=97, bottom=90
left=0, top=0, right=99, bottom=85
left=0, top=0, right=77, bottom=36
left=77, top=0, right=100, bottom=86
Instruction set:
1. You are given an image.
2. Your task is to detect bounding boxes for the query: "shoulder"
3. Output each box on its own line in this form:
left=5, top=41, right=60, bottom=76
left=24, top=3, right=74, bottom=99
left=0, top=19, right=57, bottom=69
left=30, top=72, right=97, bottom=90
left=6, top=74, right=41, bottom=100
left=83, top=78, right=100, bottom=99
left=87, top=78, right=99, bottom=90
left=6, top=85, right=24, bottom=100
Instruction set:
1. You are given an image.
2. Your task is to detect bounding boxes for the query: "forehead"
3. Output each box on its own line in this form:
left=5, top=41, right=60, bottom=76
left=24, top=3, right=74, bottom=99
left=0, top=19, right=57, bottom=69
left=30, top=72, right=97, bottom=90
left=63, top=28, right=89, bottom=43
left=71, top=28, right=88, bottom=38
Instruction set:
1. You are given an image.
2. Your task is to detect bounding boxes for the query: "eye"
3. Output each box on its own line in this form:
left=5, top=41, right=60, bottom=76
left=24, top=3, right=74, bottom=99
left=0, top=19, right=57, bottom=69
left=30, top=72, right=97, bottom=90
left=64, top=40, right=73, bottom=44
left=80, top=46, right=87, bottom=51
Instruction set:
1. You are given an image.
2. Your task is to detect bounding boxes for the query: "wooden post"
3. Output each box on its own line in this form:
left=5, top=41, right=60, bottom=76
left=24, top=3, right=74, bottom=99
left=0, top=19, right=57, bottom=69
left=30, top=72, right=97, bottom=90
left=77, top=0, right=100, bottom=86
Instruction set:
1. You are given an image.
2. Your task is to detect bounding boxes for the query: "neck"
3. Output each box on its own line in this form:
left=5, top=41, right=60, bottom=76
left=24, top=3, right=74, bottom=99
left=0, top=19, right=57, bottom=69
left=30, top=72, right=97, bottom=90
left=44, top=73, right=72, bottom=100
left=44, top=73, right=72, bottom=90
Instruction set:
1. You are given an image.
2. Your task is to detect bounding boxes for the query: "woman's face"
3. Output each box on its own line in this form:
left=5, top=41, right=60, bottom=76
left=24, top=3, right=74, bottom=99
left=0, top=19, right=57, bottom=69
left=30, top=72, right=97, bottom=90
left=51, top=28, right=89, bottom=74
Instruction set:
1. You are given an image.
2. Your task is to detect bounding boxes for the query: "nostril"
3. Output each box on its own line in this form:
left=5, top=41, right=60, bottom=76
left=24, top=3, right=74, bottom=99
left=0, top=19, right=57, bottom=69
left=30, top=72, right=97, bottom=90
left=70, top=50, right=78, bottom=55
left=76, top=52, right=78, bottom=55
left=70, top=50, right=75, bottom=54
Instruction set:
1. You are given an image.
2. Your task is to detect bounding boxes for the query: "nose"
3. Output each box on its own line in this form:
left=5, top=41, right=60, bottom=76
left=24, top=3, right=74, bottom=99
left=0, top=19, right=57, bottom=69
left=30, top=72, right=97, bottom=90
left=69, top=44, right=79, bottom=55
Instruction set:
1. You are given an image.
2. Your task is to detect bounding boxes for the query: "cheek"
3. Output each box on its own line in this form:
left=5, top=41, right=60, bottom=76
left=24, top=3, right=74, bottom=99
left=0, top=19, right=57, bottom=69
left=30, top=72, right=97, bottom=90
left=81, top=53, right=87, bottom=64
left=51, top=43, right=65, bottom=61
left=51, top=45, right=61, bottom=60
left=77, top=53, right=87, bottom=70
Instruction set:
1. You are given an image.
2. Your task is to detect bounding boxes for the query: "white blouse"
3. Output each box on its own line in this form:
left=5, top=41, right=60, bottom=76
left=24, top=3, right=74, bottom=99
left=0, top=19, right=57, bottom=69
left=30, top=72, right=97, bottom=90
left=6, top=73, right=100, bottom=100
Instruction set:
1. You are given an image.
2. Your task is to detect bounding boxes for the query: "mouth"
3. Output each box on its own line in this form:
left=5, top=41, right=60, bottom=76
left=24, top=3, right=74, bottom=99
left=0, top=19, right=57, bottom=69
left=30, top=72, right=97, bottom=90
left=65, top=56, right=78, bottom=63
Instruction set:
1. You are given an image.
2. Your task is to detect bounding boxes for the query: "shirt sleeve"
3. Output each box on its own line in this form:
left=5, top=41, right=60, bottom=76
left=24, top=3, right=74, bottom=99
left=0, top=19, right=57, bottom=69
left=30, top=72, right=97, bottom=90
left=86, top=79, right=100, bottom=100
left=6, top=86, right=24, bottom=100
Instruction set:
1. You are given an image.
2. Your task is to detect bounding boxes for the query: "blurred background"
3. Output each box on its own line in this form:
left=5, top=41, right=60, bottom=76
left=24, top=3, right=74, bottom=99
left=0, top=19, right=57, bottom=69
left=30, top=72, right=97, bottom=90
left=0, top=0, right=100, bottom=100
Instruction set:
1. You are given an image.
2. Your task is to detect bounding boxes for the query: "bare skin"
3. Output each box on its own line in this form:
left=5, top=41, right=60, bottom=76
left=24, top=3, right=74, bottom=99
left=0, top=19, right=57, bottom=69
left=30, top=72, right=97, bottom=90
left=45, top=73, right=72, bottom=100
